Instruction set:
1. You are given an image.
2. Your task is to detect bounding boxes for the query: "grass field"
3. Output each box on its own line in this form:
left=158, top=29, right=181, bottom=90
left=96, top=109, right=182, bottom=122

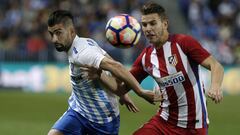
left=0, top=90, right=239, bottom=135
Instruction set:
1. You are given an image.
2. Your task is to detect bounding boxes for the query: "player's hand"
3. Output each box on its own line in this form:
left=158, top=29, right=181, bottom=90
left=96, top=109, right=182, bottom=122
left=79, top=65, right=102, bottom=80
left=140, top=89, right=163, bottom=105
left=207, top=88, right=223, bottom=104
left=153, top=85, right=163, bottom=102
left=119, top=94, right=139, bottom=113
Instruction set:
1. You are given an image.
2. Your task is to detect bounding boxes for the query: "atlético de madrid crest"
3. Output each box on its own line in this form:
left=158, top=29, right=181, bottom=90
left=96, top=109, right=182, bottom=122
left=168, top=54, right=178, bottom=66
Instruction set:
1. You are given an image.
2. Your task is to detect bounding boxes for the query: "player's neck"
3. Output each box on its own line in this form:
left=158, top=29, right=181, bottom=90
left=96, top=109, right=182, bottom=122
left=154, top=32, right=169, bottom=49
left=65, top=34, right=77, bottom=53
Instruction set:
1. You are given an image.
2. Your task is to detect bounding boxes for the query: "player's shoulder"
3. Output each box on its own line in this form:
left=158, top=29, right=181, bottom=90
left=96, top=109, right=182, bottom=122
left=170, top=34, right=200, bottom=48
left=170, top=34, right=195, bottom=42
left=69, top=37, right=95, bottom=59
left=73, top=37, right=102, bottom=52
left=76, top=37, right=99, bottom=47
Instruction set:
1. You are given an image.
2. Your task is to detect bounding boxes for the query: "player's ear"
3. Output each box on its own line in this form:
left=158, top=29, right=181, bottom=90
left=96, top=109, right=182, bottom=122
left=163, top=19, right=168, bottom=30
left=162, top=19, right=168, bottom=30
left=69, top=26, right=75, bottom=37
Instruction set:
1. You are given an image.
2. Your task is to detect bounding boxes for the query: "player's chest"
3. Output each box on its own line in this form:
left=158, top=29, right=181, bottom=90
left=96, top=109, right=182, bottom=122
left=143, top=52, right=180, bottom=76
left=143, top=51, right=186, bottom=88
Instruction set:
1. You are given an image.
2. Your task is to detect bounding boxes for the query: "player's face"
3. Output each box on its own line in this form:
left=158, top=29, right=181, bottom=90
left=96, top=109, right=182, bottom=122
left=48, top=23, right=73, bottom=52
left=141, top=13, right=168, bottom=46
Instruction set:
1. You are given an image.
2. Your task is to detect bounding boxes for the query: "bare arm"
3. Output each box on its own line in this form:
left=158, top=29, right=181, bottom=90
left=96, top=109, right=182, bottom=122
left=99, top=57, right=144, bottom=97
left=201, top=55, right=224, bottom=103
left=80, top=55, right=162, bottom=104
left=99, top=73, right=128, bottom=96
left=99, top=54, right=131, bottom=96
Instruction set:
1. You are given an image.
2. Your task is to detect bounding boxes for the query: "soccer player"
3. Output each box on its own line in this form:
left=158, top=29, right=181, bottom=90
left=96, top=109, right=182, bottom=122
left=132, top=2, right=223, bottom=134
left=47, top=10, right=160, bottom=135
left=82, top=2, right=224, bottom=135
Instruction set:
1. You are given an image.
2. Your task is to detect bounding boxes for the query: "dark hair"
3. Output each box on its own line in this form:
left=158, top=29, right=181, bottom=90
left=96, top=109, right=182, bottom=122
left=48, top=10, right=74, bottom=27
left=141, top=1, right=167, bottom=20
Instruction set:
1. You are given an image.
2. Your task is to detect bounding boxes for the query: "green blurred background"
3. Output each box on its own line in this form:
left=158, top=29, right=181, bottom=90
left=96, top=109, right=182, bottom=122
left=0, top=91, right=239, bottom=135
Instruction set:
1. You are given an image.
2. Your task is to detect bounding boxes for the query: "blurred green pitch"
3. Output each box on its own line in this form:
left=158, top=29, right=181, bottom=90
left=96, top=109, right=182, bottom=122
left=0, top=91, right=239, bottom=135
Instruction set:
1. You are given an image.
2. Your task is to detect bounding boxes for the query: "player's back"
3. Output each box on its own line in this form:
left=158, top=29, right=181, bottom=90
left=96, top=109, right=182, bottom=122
left=67, top=36, right=119, bottom=124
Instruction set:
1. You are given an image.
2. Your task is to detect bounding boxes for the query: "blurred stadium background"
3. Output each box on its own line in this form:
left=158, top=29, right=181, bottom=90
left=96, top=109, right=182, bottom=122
left=0, top=0, right=240, bottom=135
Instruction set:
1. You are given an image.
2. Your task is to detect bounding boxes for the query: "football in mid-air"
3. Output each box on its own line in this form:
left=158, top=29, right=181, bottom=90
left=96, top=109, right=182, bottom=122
left=105, top=14, right=141, bottom=48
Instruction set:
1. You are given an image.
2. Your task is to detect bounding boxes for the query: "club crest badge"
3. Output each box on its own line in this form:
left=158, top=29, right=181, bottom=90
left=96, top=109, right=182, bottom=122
left=168, top=54, right=178, bottom=66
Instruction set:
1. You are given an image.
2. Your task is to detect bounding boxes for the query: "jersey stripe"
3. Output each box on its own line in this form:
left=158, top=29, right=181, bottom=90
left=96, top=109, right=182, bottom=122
left=163, top=42, right=188, bottom=128
left=96, top=87, right=116, bottom=122
left=76, top=82, right=102, bottom=121
left=84, top=83, right=108, bottom=123
left=144, top=47, right=154, bottom=74
left=145, top=47, right=173, bottom=121
left=141, top=53, right=146, bottom=72
left=151, top=49, right=161, bottom=78
left=147, top=48, right=169, bottom=120
left=177, top=45, right=207, bottom=128
left=157, top=45, right=179, bottom=126
left=188, top=60, right=208, bottom=128
left=172, top=42, right=196, bottom=128
left=199, top=69, right=209, bottom=127
left=151, top=48, right=171, bottom=120
left=72, top=86, right=94, bottom=120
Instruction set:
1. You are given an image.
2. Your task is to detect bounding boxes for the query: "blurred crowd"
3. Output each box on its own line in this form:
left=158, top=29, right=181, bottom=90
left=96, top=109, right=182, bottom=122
left=0, top=0, right=146, bottom=64
left=0, top=0, right=239, bottom=65
left=179, top=0, right=240, bottom=65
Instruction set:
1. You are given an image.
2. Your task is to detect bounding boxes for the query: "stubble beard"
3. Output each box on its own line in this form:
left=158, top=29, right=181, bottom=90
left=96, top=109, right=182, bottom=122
left=55, top=42, right=72, bottom=52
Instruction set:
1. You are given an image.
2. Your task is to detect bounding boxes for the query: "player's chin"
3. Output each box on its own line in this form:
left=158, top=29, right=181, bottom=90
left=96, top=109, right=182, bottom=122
left=55, top=46, right=66, bottom=52
left=147, top=37, right=157, bottom=43
left=148, top=39, right=158, bottom=44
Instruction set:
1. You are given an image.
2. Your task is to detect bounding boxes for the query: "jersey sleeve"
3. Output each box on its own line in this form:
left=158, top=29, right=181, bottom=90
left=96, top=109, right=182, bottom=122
left=130, top=48, right=148, bottom=83
left=75, top=39, right=106, bottom=69
left=90, top=39, right=107, bottom=55
left=177, top=34, right=210, bottom=64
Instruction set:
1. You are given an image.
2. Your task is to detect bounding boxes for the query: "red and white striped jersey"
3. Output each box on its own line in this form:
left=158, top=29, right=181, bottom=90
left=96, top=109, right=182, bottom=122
left=130, top=34, right=210, bottom=129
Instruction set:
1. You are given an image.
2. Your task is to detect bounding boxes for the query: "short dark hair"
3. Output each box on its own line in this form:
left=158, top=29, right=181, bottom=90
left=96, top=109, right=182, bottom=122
left=141, top=1, right=167, bottom=20
left=48, top=10, right=74, bottom=27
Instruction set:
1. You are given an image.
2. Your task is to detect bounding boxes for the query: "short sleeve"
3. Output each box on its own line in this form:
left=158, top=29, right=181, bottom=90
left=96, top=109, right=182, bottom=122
left=75, top=39, right=106, bottom=68
left=89, top=38, right=107, bottom=55
left=176, top=35, right=210, bottom=64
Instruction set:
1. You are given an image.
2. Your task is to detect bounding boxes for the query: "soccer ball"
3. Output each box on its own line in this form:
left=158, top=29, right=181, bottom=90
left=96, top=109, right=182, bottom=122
left=105, top=14, right=141, bottom=48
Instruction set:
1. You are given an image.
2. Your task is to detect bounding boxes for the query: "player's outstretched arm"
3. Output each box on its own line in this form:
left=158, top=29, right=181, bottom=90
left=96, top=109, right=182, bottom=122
left=201, top=55, right=224, bottom=103
left=100, top=57, right=161, bottom=104
left=100, top=57, right=146, bottom=96
left=80, top=59, right=162, bottom=104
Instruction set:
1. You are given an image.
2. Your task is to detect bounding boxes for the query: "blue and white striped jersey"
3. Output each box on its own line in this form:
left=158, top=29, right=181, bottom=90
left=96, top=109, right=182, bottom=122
left=67, top=35, right=119, bottom=124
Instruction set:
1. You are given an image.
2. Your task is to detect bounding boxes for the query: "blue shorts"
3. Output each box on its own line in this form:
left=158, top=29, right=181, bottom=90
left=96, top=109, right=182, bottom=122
left=52, top=108, right=120, bottom=135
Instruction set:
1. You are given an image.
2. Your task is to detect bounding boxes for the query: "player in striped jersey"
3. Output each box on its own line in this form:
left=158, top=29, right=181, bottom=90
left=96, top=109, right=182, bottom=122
left=47, top=10, right=160, bottom=135
left=83, top=2, right=224, bottom=135
left=133, top=2, right=223, bottom=135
